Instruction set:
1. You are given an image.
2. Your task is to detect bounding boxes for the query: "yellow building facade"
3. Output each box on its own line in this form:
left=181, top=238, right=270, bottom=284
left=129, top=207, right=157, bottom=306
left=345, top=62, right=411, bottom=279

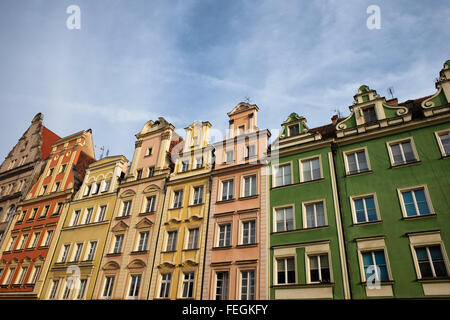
left=40, top=155, right=128, bottom=300
left=149, top=121, right=213, bottom=300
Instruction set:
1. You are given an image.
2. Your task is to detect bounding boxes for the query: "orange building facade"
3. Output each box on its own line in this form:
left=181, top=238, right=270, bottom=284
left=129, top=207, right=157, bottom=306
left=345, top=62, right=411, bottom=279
left=0, top=130, right=95, bottom=299
left=202, top=103, right=270, bottom=300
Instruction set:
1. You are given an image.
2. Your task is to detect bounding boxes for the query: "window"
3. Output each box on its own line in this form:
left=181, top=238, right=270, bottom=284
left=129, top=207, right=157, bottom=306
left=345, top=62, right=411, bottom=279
left=288, top=124, right=299, bottom=136
left=29, top=208, right=38, bottom=220
left=137, top=232, right=149, bottom=251
left=30, top=232, right=41, bottom=248
left=274, top=163, right=292, bottom=187
left=243, top=175, right=257, bottom=197
left=309, top=254, right=330, bottom=283
left=218, top=224, right=231, bottom=247
left=43, top=230, right=53, bottom=247
left=192, top=186, right=203, bottom=205
left=102, top=180, right=111, bottom=192
left=145, top=196, right=156, bottom=213
left=19, top=234, right=29, bottom=250
left=29, top=265, right=41, bottom=284
left=181, top=272, right=195, bottom=299
left=363, top=107, right=377, bottom=123
left=40, top=205, right=50, bottom=218
left=436, top=131, right=450, bottom=156
left=275, top=207, right=294, bottom=232
left=173, top=190, right=183, bottom=208
left=277, top=257, right=296, bottom=284
left=92, top=182, right=100, bottom=194
left=53, top=202, right=63, bottom=215
left=48, top=168, right=54, bottom=177
left=0, top=232, right=3, bottom=243
left=159, top=273, right=172, bottom=298
left=102, top=276, right=115, bottom=299
left=166, top=231, right=178, bottom=251
left=77, top=279, right=88, bottom=299
left=72, top=210, right=81, bottom=226
left=62, top=279, right=73, bottom=299
left=146, top=147, right=153, bottom=156
left=40, top=185, right=47, bottom=195
left=300, top=157, right=321, bottom=182
left=122, top=201, right=132, bottom=217
left=148, top=167, right=155, bottom=177
left=86, top=241, right=97, bottom=260
left=221, top=180, right=234, bottom=201
left=192, top=135, right=199, bottom=146
left=60, top=244, right=70, bottom=262
left=388, top=139, right=417, bottom=165
left=181, top=161, right=189, bottom=172
left=8, top=236, right=17, bottom=251
left=352, top=195, right=378, bottom=223
left=240, top=270, right=255, bottom=300
left=238, top=125, right=245, bottom=135
left=242, top=220, right=256, bottom=245
left=72, top=243, right=83, bottom=261
left=0, top=208, right=3, bottom=220
left=18, top=210, right=27, bottom=222
left=414, top=245, right=448, bottom=279
left=59, top=164, right=67, bottom=174
left=5, top=267, right=15, bottom=285
left=17, top=266, right=28, bottom=284
left=195, top=157, right=203, bottom=169
left=113, top=235, right=124, bottom=253
left=215, top=272, right=229, bottom=300
left=226, top=150, right=234, bottom=164
left=187, top=228, right=199, bottom=250
left=345, top=149, right=369, bottom=175
left=362, top=250, right=389, bottom=281
left=49, top=280, right=60, bottom=299
left=128, top=274, right=141, bottom=299
left=305, top=201, right=326, bottom=228
left=136, top=169, right=143, bottom=180
left=399, top=187, right=432, bottom=217
left=6, top=205, right=15, bottom=222
left=84, top=184, right=92, bottom=196
left=98, top=205, right=107, bottom=222
left=247, top=145, right=256, bottom=158
left=53, top=182, right=60, bottom=192
left=84, top=208, right=93, bottom=224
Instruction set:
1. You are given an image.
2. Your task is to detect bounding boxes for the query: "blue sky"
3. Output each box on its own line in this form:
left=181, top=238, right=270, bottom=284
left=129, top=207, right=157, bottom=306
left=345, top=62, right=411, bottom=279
left=0, top=0, right=449, bottom=162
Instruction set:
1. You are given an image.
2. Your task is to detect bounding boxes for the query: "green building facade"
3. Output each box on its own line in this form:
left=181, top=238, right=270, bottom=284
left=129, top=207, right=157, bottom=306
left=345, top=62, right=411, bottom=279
left=269, top=60, right=450, bottom=299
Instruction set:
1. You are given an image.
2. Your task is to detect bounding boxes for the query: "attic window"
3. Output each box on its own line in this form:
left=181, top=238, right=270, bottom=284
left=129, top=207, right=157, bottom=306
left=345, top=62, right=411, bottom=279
left=288, top=124, right=300, bottom=137
left=363, top=107, right=377, bottom=123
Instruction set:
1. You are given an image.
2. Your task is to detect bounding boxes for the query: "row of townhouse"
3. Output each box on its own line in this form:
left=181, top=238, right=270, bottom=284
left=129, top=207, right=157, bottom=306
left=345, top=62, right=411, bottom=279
left=0, top=59, right=448, bottom=300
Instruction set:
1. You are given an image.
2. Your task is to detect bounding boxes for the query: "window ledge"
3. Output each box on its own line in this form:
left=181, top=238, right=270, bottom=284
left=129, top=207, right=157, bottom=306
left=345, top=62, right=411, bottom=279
left=115, top=215, right=130, bottom=220
left=401, top=213, right=436, bottom=221
left=298, top=177, right=325, bottom=185
left=345, top=170, right=372, bottom=177
left=212, top=246, right=233, bottom=250
left=161, top=250, right=177, bottom=253
left=139, top=211, right=155, bottom=216
left=182, top=248, right=199, bottom=252
left=417, top=277, right=450, bottom=283
left=271, top=283, right=335, bottom=288
left=236, top=243, right=258, bottom=248
left=390, top=160, right=421, bottom=169
left=352, top=220, right=382, bottom=227
left=238, top=195, right=259, bottom=201
left=216, top=198, right=235, bottom=204
left=169, top=207, right=183, bottom=210
left=106, top=253, right=122, bottom=257
left=188, top=203, right=204, bottom=208
left=361, top=280, right=394, bottom=286
left=130, top=250, right=149, bottom=255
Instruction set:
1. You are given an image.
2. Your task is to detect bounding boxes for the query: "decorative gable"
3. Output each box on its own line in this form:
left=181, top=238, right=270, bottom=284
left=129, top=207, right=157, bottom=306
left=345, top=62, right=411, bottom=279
left=135, top=218, right=153, bottom=229
left=421, top=60, right=450, bottom=117
left=103, top=261, right=120, bottom=270
left=111, top=221, right=129, bottom=232
left=336, top=85, right=410, bottom=138
left=119, top=189, right=136, bottom=199
left=127, top=259, right=146, bottom=269
left=280, top=113, right=309, bottom=138
left=142, top=184, right=160, bottom=194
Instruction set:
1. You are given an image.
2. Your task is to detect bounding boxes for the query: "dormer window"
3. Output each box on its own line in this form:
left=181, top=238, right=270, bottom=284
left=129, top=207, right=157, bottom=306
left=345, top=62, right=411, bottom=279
left=145, top=148, right=153, bottom=156
left=363, top=107, right=377, bottom=123
left=288, top=124, right=299, bottom=137
left=181, top=161, right=189, bottom=173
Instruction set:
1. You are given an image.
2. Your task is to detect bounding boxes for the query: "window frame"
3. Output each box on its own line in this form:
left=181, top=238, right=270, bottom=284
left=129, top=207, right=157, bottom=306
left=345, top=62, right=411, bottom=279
left=273, top=205, right=295, bottom=233
left=299, top=155, right=323, bottom=183
left=272, top=161, right=293, bottom=187
left=435, top=129, right=450, bottom=157
left=350, top=193, right=381, bottom=224
left=302, top=199, right=327, bottom=229
left=219, top=179, right=234, bottom=201
left=397, top=185, right=434, bottom=218
left=241, top=174, right=258, bottom=198
left=356, top=237, right=393, bottom=283
left=386, top=137, right=420, bottom=166
left=343, top=147, right=371, bottom=175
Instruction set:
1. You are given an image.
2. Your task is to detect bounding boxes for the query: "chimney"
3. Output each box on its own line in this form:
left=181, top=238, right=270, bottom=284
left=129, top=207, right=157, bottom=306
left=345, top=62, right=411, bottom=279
left=331, top=115, right=339, bottom=125
left=386, top=98, right=398, bottom=105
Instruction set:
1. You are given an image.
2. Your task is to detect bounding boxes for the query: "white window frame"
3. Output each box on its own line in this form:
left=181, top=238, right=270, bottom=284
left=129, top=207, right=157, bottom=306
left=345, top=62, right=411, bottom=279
left=86, top=241, right=97, bottom=260
left=397, top=185, right=434, bottom=218
left=112, top=234, right=124, bottom=254
left=159, top=273, right=172, bottom=299
left=219, top=179, right=234, bottom=201
left=343, top=147, right=371, bottom=175
left=239, top=269, right=256, bottom=300
left=435, top=129, right=450, bottom=157
left=186, top=227, right=200, bottom=250
left=145, top=196, right=156, bottom=213
left=136, top=231, right=149, bottom=252
left=302, top=199, right=327, bottom=229
left=102, top=275, right=115, bottom=299
left=166, top=230, right=178, bottom=252
left=356, top=237, right=393, bottom=283
left=386, top=137, right=420, bottom=166
left=241, top=174, right=257, bottom=197
left=180, top=272, right=195, bottom=299
left=273, top=205, right=295, bottom=233
left=216, top=223, right=232, bottom=247
left=240, top=219, right=257, bottom=245
left=214, top=270, right=230, bottom=300
left=29, top=265, right=41, bottom=284
left=121, top=200, right=132, bottom=217
left=350, top=193, right=381, bottom=224
left=192, top=185, right=204, bottom=205
left=274, top=254, right=297, bottom=285
left=299, top=155, right=323, bottom=182
left=272, top=161, right=293, bottom=187
left=172, top=189, right=184, bottom=208
left=97, top=205, right=107, bottom=222
left=127, top=274, right=142, bottom=300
